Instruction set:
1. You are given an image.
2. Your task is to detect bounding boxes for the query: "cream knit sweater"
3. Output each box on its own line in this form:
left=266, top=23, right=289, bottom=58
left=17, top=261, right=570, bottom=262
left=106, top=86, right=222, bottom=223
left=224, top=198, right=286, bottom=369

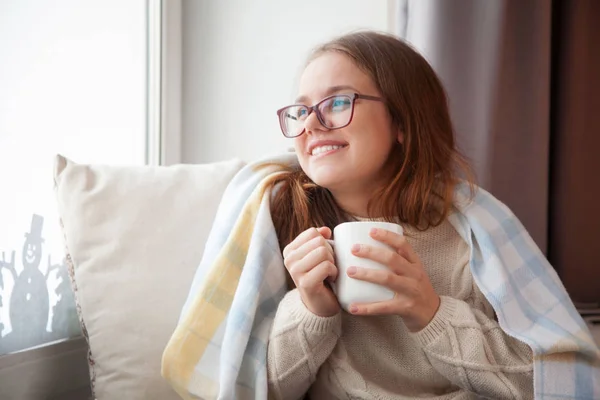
left=266, top=217, right=534, bottom=399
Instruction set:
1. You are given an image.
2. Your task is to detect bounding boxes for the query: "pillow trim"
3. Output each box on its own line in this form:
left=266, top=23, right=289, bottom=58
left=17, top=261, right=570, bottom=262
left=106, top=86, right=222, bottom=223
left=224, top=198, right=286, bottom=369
left=59, top=218, right=96, bottom=398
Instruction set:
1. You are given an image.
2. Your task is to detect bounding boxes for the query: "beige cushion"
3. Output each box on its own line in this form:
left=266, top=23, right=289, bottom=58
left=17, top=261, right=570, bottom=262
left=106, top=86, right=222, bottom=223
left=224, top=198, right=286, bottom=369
left=53, top=155, right=244, bottom=399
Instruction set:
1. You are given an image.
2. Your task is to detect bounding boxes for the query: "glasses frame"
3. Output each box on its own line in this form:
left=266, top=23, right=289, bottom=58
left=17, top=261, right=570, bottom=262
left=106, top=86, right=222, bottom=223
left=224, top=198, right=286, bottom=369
left=276, top=92, right=384, bottom=138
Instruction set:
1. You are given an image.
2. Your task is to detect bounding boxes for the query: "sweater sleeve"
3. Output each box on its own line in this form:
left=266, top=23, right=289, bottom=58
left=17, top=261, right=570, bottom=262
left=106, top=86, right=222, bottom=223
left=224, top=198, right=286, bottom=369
left=267, top=289, right=342, bottom=400
left=410, top=294, right=534, bottom=400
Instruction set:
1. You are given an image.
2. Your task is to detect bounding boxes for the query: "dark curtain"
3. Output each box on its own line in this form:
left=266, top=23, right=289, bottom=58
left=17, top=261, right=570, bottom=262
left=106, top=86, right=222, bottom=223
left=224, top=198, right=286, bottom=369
left=549, top=0, right=600, bottom=305
left=397, top=0, right=600, bottom=306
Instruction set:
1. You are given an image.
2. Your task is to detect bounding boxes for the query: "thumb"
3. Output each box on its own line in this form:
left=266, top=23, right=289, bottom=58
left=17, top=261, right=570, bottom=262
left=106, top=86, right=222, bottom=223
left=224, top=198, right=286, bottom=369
left=317, top=226, right=332, bottom=240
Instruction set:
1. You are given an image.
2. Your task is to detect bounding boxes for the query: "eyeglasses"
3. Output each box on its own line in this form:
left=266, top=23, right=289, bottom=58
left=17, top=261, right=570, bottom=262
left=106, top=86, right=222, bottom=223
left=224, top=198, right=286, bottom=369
left=276, top=93, right=384, bottom=138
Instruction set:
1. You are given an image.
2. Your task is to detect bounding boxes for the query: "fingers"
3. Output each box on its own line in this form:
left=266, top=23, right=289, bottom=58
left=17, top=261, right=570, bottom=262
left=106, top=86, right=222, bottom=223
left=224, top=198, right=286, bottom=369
left=347, top=300, right=400, bottom=316
left=369, top=228, right=419, bottom=263
left=347, top=266, right=411, bottom=292
left=283, top=227, right=330, bottom=258
left=351, top=243, right=411, bottom=276
left=288, top=244, right=335, bottom=279
left=316, top=226, right=332, bottom=240
left=285, top=233, right=333, bottom=267
left=346, top=265, right=441, bottom=331
left=348, top=292, right=441, bottom=331
left=297, top=260, right=338, bottom=292
left=283, top=227, right=319, bottom=258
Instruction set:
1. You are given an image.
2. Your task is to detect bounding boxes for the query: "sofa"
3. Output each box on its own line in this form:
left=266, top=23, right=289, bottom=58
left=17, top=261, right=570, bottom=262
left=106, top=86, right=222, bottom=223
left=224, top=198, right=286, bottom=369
left=48, top=154, right=600, bottom=400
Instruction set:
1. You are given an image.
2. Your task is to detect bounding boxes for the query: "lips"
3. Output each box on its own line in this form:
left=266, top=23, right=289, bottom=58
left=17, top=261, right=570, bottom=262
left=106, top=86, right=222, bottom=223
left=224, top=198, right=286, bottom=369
left=307, top=140, right=348, bottom=156
left=311, top=144, right=347, bottom=156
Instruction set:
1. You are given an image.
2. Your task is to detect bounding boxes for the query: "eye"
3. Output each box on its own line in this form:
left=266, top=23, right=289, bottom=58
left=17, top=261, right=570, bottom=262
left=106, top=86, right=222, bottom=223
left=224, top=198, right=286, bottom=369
left=323, top=96, right=351, bottom=113
left=294, top=106, right=309, bottom=120
left=284, top=106, right=308, bottom=121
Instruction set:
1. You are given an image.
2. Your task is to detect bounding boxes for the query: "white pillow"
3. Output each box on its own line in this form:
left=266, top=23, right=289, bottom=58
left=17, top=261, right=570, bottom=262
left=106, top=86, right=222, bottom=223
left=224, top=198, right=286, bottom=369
left=54, top=155, right=244, bottom=399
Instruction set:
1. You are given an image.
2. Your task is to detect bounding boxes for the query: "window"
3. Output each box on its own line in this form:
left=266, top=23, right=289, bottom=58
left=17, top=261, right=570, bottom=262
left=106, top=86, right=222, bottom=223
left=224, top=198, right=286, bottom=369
left=0, top=0, right=149, bottom=355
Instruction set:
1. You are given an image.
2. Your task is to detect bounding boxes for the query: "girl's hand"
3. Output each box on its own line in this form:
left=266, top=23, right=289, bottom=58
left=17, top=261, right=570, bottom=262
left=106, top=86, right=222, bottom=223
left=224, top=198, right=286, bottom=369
left=283, top=227, right=340, bottom=317
left=346, top=227, right=440, bottom=332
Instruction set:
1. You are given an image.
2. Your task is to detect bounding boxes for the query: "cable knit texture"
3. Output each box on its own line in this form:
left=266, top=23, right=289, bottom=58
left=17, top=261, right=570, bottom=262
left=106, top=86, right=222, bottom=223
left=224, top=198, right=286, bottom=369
left=267, top=216, right=534, bottom=399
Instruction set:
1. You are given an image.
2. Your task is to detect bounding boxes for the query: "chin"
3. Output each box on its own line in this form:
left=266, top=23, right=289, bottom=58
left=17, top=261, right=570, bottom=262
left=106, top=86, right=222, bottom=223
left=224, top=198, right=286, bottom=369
left=306, top=156, right=354, bottom=183
left=308, top=172, right=346, bottom=191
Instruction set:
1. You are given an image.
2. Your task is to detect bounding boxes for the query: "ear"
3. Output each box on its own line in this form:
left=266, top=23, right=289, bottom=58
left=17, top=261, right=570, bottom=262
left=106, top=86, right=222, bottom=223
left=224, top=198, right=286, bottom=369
left=396, top=128, right=404, bottom=145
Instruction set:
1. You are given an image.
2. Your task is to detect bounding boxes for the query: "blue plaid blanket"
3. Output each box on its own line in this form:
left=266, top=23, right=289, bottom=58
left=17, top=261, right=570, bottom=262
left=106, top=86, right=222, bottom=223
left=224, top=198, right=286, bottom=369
left=162, top=152, right=600, bottom=399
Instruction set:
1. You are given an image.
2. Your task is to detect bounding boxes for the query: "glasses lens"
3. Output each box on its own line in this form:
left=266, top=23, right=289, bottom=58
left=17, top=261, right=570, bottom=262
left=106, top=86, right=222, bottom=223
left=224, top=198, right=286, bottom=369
left=318, top=95, right=352, bottom=129
left=280, top=105, right=308, bottom=137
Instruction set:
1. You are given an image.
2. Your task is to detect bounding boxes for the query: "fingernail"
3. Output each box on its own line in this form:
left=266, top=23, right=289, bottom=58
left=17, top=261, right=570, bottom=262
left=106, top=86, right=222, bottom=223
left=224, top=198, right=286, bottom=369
left=370, top=228, right=378, bottom=235
left=351, top=244, right=361, bottom=252
left=347, top=266, right=357, bottom=275
left=349, top=305, right=358, bottom=313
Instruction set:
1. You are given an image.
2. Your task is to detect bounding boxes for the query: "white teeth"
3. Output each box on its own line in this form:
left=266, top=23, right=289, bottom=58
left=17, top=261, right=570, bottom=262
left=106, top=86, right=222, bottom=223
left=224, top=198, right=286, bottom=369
left=311, top=145, right=345, bottom=156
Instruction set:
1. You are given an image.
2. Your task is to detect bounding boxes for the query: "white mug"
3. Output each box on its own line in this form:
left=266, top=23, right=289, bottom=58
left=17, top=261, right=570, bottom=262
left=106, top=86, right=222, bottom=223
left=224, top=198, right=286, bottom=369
left=327, top=221, right=404, bottom=312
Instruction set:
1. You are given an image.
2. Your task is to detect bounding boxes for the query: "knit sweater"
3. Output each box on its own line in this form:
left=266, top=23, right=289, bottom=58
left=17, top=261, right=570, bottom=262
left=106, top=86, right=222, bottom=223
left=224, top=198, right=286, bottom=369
left=266, top=217, right=534, bottom=399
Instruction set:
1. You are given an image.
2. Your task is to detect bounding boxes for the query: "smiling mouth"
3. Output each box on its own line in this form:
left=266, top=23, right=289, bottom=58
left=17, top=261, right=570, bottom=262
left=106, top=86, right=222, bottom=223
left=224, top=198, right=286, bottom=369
left=310, top=145, right=348, bottom=157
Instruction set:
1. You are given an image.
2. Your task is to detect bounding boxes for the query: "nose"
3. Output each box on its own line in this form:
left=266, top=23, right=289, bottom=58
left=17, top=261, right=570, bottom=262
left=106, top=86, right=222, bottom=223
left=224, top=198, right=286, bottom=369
left=303, top=108, right=328, bottom=135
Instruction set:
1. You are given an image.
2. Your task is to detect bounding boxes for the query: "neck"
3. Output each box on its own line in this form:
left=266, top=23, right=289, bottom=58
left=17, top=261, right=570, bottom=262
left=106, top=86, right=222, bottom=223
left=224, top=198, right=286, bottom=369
left=331, top=191, right=371, bottom=218
left=330, top=149, right=401, bottom=217
left=328, top=170, right=396, bottom=219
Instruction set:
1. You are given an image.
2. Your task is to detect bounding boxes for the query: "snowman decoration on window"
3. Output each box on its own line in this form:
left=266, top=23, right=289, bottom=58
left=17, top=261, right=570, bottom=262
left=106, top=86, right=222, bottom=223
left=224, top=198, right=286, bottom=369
left=47, top=255, right=78, bottom=340
left=8, top=214, right=50, bottom=349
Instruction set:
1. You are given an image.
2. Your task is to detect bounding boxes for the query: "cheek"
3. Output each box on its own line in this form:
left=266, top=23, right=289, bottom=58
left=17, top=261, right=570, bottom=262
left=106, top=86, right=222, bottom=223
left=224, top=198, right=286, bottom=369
left=349, top=123, right=395, bottom=155
left=293, top=137, right=307, bottom=160
left=293, top=137, right=303, bottom=152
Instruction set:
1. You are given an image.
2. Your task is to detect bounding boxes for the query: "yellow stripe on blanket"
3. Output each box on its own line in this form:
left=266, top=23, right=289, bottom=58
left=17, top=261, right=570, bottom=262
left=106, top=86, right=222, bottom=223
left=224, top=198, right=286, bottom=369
left=161, top=180, right=269, bottom=397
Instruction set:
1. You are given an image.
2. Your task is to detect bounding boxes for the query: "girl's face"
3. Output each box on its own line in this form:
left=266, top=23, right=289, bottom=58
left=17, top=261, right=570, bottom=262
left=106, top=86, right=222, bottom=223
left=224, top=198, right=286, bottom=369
left=293, top=52, right=401, bottom=215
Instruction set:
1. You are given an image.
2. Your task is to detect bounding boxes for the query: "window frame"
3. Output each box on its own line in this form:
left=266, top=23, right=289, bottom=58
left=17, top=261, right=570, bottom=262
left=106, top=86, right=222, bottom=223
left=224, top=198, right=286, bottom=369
left=0, top=0, right=181, bottom=396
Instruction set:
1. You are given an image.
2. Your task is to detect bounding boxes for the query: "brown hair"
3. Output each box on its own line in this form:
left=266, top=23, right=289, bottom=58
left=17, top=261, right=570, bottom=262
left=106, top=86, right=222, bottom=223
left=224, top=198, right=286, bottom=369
left=264, top=31, right=474, bottom=252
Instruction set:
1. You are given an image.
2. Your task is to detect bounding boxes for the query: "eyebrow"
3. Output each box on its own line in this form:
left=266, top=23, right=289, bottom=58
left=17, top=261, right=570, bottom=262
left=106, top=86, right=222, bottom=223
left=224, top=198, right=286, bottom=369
left=295, top=85, right=358, bottom=104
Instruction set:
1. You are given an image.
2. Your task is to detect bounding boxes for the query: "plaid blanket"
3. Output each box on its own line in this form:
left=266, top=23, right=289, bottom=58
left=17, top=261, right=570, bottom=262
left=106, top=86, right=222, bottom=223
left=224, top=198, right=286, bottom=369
left=162, top=152, right=600, bottom=399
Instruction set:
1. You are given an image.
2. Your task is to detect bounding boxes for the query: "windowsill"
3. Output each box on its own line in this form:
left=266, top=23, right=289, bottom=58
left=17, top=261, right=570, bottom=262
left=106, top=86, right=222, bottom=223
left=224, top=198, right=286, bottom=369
left=0, top=336, right=91, bottom=399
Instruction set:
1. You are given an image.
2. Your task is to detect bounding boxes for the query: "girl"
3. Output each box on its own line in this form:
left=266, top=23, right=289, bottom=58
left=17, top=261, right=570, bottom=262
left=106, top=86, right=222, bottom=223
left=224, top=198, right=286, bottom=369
left=265, top=31, right=534, bottom=399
